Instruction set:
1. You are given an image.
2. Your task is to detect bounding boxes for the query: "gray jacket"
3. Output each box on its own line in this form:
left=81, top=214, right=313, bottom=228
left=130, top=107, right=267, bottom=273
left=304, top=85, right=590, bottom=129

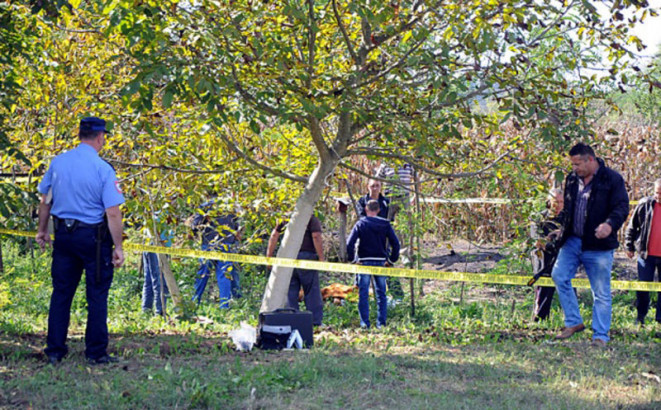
left=624, top=196, right=657, bottom=259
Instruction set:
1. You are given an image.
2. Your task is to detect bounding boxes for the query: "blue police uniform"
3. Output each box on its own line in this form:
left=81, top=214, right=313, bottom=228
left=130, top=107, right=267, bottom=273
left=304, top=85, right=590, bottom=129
left=38, top=119, right=124, bottom=362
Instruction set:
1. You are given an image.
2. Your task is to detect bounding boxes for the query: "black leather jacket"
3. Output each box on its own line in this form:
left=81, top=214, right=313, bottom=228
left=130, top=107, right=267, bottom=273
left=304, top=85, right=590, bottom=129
left=556, top=158, right=629, bottom=251
left=624, top=196, right=657, bottom=259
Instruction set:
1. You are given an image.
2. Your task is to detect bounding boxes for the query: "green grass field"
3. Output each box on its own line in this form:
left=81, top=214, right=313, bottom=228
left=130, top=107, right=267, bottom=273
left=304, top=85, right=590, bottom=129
left=1, top=242, right=660, bottom=409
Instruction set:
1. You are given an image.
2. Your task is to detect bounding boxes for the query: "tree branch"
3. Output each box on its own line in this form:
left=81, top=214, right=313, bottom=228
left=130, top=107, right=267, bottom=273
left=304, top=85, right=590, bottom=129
left=345, top=146, right=515, bottom=180
left=331, top=0, right=358, bottom=63
left=307, top=0, right=316, bottom=90
left=108, top=159, right=249, bottom=176
left=217, top=124, right=308, bottom=183
left=351, top=35, right=429, bottom=91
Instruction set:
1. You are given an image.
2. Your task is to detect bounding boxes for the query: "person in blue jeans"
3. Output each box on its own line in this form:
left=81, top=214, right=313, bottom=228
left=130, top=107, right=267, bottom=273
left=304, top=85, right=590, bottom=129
left=142, top=225, right=172, bottom=316
left=551, top=143, right=629, bottom=346
left=142, top=252, right=169, bottom=315
left=347, top=199, right=400, bottom=329
left=625, top=178, right=661, bottom=326
left=191, top=200, right=242, bottom=309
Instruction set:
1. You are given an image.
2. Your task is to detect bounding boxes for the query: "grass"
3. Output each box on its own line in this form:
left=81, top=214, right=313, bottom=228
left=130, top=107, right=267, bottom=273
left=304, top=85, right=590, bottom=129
left=1, top=240, right=661, bottom=409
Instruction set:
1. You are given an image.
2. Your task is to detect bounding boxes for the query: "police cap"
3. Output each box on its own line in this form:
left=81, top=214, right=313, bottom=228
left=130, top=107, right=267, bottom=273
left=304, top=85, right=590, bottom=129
left=79, top=117, right=110, bottom=134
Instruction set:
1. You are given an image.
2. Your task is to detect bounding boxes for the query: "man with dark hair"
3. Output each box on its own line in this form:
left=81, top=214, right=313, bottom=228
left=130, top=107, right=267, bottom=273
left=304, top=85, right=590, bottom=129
left=36, top=116, right=125, bottom=365
left=531, top=188, right=564, bottom=321
left=347, top=199, right=400, bottom=329
left=266, top=215, right=325, bottom=326
left=552, top=142, right=629, bottom=346
left=625, top=178, right=661, bottom=326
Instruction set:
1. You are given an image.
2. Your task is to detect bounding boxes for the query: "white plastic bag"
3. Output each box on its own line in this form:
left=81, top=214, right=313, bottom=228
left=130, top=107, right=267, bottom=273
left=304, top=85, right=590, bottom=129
left=228, top=322, right=257, bottom=352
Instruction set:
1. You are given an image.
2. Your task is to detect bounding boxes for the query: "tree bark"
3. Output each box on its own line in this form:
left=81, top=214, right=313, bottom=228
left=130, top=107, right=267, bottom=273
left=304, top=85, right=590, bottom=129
left=0, top=239, right=3, bottom=273
left=150, top=216, right=184, bottom=312
left=338, top=210, right=347, bottom=262
left=260, top=159, right=339, bottom=313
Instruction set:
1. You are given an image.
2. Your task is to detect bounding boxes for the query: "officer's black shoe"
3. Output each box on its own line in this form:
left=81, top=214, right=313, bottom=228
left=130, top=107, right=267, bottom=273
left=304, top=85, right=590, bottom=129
left=635, top=317, right=645, bottom=327
left=87, top=355, right=119, bottom=365
left=46, top=355, right=61, bottom=366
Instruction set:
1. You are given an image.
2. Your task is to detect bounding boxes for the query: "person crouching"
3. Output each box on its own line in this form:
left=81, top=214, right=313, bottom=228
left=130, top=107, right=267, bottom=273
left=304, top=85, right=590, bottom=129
left=346, top=199, right=400, bottom=329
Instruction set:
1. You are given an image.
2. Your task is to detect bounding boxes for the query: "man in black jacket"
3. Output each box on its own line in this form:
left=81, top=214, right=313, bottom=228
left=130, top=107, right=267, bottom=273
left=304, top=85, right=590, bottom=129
left=552, top=143, right=629, bottom=346
left=624, top=179, right=661, bottom=326
left=531, top=188, right=565, bottom=321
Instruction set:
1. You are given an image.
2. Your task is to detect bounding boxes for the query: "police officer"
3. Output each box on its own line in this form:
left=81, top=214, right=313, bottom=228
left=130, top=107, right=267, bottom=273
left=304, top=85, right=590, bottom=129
left=36, top=116, right=125, bottom=365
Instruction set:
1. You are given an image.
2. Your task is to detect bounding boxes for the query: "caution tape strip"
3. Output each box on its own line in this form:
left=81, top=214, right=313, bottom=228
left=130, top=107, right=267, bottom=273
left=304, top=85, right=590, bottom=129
left=1, top=227, right=658, bottom=291
left=330, top=193, right=640, bottom=205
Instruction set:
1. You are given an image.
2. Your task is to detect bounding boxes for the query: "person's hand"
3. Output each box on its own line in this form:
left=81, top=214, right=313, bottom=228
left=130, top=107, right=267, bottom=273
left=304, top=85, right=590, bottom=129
left=385, top=262, right=393, bottom=267
left=35, top=231, right=51, bottom=251
left=546, top=229, right=562, bottom=241
left=594, top=223, right=612, bottom=239
left=626, top=250, right=635, bottom=259
left=112, top=247, right=125, bottom=268
left=548, top=229, right=561, bottom=240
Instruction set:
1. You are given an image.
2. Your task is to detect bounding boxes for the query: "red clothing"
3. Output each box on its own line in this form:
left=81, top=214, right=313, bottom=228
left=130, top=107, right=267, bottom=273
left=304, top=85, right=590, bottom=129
left=648, top=202, right=661, bottom=257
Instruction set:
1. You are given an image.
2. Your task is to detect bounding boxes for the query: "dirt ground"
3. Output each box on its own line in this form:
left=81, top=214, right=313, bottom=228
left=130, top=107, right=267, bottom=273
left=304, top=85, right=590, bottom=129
left=416, top=239, right=638, bottom=295
left=321, top=239, right=639, bottom=298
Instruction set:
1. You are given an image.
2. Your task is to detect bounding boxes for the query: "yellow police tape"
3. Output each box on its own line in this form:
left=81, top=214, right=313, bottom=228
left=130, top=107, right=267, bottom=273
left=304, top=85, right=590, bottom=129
left=1, top=227, right=658, bottom=291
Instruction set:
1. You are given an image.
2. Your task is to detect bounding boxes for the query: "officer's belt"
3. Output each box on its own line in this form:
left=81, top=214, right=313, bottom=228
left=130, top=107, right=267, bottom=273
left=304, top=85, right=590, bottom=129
left=52, top=216, right=103, bottom=231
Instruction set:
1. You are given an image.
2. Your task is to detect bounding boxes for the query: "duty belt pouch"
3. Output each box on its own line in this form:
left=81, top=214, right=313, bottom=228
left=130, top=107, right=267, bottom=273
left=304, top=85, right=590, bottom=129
left=53, top=217, right=79, bottom=232
left=257, top=308, right=313, bottom=349
left=64, top=219, right=78, bottom=232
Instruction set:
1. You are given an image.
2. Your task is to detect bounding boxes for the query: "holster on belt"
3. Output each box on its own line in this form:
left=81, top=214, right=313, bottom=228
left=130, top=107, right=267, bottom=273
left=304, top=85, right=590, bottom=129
left=53, top=216, right=108, bottom=284
left=95, top=217, right=110, bottom=284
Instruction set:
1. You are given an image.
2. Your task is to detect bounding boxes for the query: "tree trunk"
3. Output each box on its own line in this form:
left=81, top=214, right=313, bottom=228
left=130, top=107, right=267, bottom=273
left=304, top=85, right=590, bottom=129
left=260, top=159, right=338, bottom=313
left=158, top=254, right=181, bottom=310
left=338, top=210, right=347, bottom=262
left=0, top=238, right=3, bottom=273
left=150, top=216, right=185, bottom=312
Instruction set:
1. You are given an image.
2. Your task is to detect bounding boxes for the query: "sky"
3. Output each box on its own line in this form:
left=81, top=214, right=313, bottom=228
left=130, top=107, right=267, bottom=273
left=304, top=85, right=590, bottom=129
left=630, top=0, right=661, bottom=57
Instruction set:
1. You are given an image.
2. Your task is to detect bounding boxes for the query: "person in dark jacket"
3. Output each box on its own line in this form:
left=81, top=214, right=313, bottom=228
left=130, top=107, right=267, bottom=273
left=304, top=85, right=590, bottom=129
left=347, top=200, right=400, bottom=329
left=625, top=178, right=661, bottom=326
left=531, top=188, right=564, bottom=321
left=552, top=143, right=629, bottom=346
left=357, top=179, right=390, bottom=219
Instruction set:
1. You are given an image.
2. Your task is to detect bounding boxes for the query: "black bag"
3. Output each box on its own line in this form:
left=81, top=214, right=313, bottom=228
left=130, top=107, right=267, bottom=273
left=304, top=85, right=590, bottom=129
left=257, top=308, right=313, bottom=349
left=256, top=326, right=291, bottom=350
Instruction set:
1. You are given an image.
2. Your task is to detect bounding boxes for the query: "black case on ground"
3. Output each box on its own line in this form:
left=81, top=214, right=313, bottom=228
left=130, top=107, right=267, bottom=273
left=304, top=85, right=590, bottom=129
left=258, top=308, right=314, bottom=348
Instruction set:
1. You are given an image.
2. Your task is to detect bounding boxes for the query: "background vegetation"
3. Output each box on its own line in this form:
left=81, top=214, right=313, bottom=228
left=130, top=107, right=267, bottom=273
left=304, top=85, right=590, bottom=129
left=1, top=0, right=661, bottom=408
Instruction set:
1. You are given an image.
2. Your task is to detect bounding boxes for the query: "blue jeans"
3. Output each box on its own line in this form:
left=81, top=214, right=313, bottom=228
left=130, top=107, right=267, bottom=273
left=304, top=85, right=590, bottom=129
left=357, top=261, right=388, bottom=328
left=142, top=252, right=169, bottom=315
left=192, top=243, right=235, bottom=309
left=636, top=255, right=661, bottom=322
left=552, top=236, right=614, bottom=342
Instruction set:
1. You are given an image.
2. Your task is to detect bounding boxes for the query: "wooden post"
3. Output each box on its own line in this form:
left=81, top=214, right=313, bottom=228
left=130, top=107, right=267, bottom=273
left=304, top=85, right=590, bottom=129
left=413, top=167, right=424, bottom=297
left=343, top=178, right=361, bottom=218
left=408, top=209, right=415, bottom=317
left=335, top=198, right=349, bottom=262
left=150, top=216, right=183, bottom=310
